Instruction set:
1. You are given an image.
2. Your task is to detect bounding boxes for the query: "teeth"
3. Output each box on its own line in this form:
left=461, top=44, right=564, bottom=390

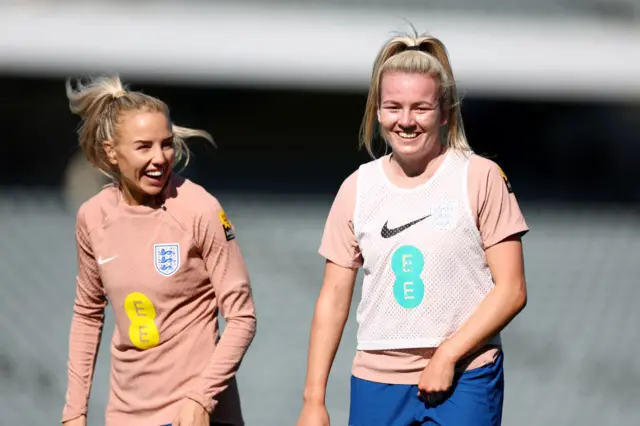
left=146, top=171, right=163, bottom=177
left=398, top=132, right=418, bottom=139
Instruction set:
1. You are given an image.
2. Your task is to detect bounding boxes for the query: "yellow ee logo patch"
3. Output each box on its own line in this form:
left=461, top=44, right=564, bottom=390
left=497, top=166, right=513, bottom=194
left=124, top=292, right=160, bottom=350
left=219, top=209, right=236, bottom=241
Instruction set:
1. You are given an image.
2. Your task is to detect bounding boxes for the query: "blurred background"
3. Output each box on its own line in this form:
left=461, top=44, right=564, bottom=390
left=1, top=1, right=640, bottom=425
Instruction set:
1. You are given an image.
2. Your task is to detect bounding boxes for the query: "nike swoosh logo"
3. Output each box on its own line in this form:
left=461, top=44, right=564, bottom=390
left=97, top=255, right=118, bottom=265
left=381, top=215, right=431, bottom=238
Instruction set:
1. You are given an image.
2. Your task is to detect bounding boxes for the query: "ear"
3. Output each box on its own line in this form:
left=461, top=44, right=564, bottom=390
left=103, top=140, right=118, bottom=166
left=439, top=104, right=448, bottom=127
left=377, top=105, right=382, bottom=124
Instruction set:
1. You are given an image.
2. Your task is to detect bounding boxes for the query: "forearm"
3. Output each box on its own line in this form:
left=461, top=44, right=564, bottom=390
left=440, top=281, right=526, bottom=363
left=303, top=282, right=353, bottom=405
left=62, top=310, right=104, bottom=422
left=186, top=314, right=256, bottom=413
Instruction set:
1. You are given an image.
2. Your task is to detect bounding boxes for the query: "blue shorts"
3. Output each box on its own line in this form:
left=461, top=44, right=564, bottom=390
left=348, top=350, right=505, bottom=426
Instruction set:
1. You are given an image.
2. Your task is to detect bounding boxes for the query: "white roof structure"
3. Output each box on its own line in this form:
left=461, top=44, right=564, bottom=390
left=1, top=0, right=639, bottom=100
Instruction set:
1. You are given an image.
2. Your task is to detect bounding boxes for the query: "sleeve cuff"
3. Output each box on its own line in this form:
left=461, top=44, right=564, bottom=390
left=185, top=391, right=217, bottom=414
left=61, top=411, right=86, bottom=424
left=318, top=248, right=361, bottom=270
left=483, top=226, right=529, bottom=249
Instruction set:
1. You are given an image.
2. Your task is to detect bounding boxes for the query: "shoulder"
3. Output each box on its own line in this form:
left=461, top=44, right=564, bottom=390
left=338, top=156, right=384, bottom=195
left=339, top=169, right=359, bottom=193
left=165, top=175, right=227, bottom=230
left=331, top=168, right=361, bottom=212
left=170, top=175, right=222, bottom=211
left=76, top=183, right=120, bottom=233
left=168, top=175, right=237, bottom=245
left=468, top=154, right=502, bottom=176
left=357, top=156, right=383, bottom=174
left=468, top=154, right=512, bottom=192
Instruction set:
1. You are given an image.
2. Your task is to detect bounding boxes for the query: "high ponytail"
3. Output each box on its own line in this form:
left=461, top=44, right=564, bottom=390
left=66, top=75, right=214, bottom=181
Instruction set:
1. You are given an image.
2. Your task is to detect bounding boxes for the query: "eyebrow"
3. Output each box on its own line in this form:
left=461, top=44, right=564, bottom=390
left=133, top=135, right=174, bottom=144
left=381, top=100, right=436, bottom=108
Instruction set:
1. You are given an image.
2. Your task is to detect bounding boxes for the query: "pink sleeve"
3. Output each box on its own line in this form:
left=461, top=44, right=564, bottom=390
left=186, top=200, right=257, bottom=414
left=468, top=156, right=529, bottom=249
left=62, top=207, right=107, bottom=423
left=318, top=171, right=363, bottom=269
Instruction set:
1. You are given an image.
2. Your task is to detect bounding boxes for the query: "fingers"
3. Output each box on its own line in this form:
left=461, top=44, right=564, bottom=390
left=431, top=390, right=449, bottom=406
left=417, top=388, right=450, bottom=407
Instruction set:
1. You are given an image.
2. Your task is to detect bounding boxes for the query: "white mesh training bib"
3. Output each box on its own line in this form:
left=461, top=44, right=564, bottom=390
left=353, top=150, right=500, bottom=350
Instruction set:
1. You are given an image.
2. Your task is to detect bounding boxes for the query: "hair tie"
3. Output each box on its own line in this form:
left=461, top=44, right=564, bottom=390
left=112, top=90, right=127, bottom=99
left=405, top=45, right=422, bottom=51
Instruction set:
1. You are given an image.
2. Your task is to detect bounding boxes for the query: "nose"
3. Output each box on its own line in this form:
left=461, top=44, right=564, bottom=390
left=150, top=144, right=167, bottom=166
left=398, top=109, right=415, bottom=129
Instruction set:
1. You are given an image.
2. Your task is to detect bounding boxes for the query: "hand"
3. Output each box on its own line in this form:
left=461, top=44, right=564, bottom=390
left=417, top=347, right=457, bottom=407
left=172, top=398, right=210, bottom=426
left=62, top=415, right=86, bottom=426
left=296, top=401, right=330, bottom=426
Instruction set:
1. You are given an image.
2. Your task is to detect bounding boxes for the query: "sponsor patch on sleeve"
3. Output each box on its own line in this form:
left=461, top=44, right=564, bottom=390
left=219, top=210, right=236, bottom=241
left=497, top=166, right=513, bottom=194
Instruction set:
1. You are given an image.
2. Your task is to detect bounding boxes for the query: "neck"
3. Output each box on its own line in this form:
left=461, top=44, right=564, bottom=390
left=390, top=142, right=446, bottom=178
left=120, top=181, right=164, bottom=208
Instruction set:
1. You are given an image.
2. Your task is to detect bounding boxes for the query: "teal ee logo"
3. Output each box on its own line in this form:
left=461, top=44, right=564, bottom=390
left=391, top=245, right=425, bottom=309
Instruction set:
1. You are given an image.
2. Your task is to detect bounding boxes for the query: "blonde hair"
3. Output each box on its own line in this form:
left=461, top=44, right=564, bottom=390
left=359, top=29, right=471, bottom=158
left=65, top=75, right=214, bottom=180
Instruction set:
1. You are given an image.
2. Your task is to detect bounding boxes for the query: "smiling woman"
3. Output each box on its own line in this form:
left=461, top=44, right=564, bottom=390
left=360, top=35, right=470, bottom=159
left=65, top=76, right=214, bottom=206
left=297, top=30, right=529, bottom=426
left=61, top=75, right=257, bottom=426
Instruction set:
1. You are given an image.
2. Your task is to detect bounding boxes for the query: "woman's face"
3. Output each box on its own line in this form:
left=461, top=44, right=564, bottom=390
left=104, top=109, right=175, bottom=206
left=377, top=71, right=446, bottom=161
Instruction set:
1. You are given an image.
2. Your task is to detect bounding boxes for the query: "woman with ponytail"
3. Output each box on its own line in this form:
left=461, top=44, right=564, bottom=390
left=297, top=30, right=529, bottom=426
left=61, top=76, right=256, bottom=426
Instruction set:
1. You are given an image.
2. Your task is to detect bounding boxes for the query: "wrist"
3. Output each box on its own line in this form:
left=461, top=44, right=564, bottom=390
left=184, top=392, right=214, bottom=414
left=302, top=387, right=326, bottom=406
left=436, top=339, right=463, bottom=364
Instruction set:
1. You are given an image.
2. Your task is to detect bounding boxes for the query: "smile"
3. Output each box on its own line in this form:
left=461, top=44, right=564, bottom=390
left=397, top=131, right=419, bottom=140
left=145, top=170, right=163, bottom=178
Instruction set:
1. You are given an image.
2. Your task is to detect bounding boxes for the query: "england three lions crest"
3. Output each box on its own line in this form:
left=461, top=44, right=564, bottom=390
left=154, top=243, right=180, bottom=277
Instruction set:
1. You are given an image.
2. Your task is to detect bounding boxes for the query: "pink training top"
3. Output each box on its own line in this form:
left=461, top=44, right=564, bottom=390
left=319, top=153, right=528, bottom=384
left=62, top=174, right=257, bottom=426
